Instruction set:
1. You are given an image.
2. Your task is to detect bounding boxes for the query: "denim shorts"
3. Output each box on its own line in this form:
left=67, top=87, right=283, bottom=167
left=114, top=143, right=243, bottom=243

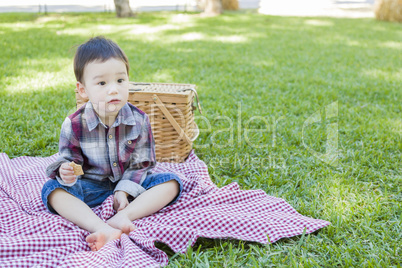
left=41, top=172, right=183, bottom=214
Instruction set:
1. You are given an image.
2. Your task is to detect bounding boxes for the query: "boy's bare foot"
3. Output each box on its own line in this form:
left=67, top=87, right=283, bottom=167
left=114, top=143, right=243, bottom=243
left=107, top=211, right=136, bottom=235
left=85, top=225, right=122, bottom=251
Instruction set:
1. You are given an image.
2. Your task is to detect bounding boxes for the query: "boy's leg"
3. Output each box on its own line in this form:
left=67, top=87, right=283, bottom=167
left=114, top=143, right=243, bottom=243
left=107, top=179, right=180, bottom=230
left=48, top=189, right=122, bottom=251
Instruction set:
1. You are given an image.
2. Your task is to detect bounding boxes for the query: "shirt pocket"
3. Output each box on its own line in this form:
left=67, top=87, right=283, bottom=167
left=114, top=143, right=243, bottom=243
left=123, top=138, right=138, bottom=153
left=119, top=124, right=141, bottom=163
left=120, top=134, right=139, bottom=163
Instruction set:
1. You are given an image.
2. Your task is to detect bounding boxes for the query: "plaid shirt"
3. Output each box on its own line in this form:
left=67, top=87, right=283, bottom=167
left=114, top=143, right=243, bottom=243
left=46, top=101, right=156, bottom=198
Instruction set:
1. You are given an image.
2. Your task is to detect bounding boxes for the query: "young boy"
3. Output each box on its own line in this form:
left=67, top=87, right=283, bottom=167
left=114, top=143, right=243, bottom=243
left=42, top=36, right=182, bottom=251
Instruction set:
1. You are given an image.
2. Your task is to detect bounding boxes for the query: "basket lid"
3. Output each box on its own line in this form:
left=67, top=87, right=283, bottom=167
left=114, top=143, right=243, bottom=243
left=129, top=82, right=196, bottom=95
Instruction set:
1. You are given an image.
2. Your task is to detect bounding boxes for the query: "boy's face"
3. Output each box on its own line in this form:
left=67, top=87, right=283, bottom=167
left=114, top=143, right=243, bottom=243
left=77, top=58, right=129, bottom=125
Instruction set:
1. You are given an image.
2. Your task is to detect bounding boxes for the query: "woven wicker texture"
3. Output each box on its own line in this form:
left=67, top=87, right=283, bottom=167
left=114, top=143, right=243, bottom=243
left=75, top=82, right=200, bottom=163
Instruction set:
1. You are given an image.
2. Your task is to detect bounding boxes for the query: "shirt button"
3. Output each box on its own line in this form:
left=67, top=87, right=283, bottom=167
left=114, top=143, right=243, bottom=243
left=128, top=140, right=132, bottom=144
left=113, top=162, right=117, bottom=167
left=109, top=135, right=113, bottom=139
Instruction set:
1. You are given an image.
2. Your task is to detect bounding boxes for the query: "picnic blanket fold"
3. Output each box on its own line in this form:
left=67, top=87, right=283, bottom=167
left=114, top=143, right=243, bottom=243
left=0, top=151, right=330, bottom=267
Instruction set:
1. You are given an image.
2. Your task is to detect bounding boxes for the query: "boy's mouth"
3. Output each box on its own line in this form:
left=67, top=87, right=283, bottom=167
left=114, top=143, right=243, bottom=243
left=108, top=99, right=121, bottom=104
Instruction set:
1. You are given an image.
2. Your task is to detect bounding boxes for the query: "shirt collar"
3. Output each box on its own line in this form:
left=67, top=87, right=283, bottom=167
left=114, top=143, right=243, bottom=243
left=111, top=102, right=137, bottom=128
left=84, top=101, right=136, bottom=131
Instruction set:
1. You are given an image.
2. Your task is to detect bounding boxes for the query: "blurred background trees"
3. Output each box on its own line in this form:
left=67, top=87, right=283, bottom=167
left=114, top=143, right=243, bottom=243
left=222, top=0, right=239, bottom=10
left=374, top=0, right=402, bottom=22
left=113, top=0, right=239, bottom=17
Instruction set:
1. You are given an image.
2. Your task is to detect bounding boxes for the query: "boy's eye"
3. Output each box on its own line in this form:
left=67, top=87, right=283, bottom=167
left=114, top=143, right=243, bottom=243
left=117, top=79, right=124, bottom=83
left=98, top=81, right=106, bottom=86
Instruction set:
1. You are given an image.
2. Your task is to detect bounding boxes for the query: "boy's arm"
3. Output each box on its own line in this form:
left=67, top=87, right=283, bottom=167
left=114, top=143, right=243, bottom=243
left=114, top=114, right=156, bottom=198
left=46, top=117, right=83, bottom=186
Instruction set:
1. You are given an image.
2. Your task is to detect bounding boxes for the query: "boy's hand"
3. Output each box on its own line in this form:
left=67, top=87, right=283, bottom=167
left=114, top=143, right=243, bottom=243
left=59, top=162, right=77, bottom=184
left=113, top=191, right=130, bottom=212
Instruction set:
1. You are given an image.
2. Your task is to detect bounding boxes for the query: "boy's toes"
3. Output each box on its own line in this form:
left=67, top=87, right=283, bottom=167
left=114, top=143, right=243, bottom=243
left=86, top=240, right=97, bottom=251
left=90, top=244, right=97, bottom=251
left=86, top=233, right=96, bottom=244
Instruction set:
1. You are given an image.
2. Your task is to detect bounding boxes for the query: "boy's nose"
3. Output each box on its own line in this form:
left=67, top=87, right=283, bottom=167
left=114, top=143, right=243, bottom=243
left=108, top=85, right=119, bottom=94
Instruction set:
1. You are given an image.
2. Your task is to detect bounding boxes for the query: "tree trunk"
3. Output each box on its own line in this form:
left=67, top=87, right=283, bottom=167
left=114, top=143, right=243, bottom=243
left=114, top=0, right=133, bottom=18
left=203, top=0, right=222, bottom=16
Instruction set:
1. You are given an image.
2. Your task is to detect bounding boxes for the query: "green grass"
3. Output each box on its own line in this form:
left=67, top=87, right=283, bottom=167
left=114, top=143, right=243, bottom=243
left=1, top=11, right=401, bottom=267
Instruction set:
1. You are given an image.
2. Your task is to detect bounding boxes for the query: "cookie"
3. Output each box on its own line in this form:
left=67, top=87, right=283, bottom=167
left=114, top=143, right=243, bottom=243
left=69, top=162, right=84, bottom=176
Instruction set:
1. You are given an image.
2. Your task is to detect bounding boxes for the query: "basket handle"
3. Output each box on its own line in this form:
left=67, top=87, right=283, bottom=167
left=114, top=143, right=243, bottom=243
left=178, top=88, right=203, bottom=115
left=191, top=122, right=200, bottom=142
left=151, top=94, right=192, bottom=145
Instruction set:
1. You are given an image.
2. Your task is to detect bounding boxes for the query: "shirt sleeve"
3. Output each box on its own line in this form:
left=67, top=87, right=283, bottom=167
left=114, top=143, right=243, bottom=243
left=114, top=114, right=156, bottom=198
left=46, top=117, right=84, bottom=186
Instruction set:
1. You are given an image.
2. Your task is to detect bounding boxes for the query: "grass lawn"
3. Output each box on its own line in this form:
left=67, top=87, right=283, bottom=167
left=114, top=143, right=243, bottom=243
left=0, top=10, right=401, bottom=267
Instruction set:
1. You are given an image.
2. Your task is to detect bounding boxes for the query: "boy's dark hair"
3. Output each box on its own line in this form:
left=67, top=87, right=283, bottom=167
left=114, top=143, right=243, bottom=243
left=74, top=36, right=129, bottom=83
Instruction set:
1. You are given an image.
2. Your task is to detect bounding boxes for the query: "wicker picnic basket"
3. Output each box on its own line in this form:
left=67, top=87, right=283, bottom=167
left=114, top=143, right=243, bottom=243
left=75, top=82, right=202, bottom=163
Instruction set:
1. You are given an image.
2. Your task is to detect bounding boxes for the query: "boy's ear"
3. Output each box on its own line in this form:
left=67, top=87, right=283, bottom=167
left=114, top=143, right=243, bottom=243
left=76, top=81, right=88, bottom=99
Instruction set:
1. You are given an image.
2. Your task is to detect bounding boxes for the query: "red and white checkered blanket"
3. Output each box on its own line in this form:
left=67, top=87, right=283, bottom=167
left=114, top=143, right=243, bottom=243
left=0, top=151, right=330, bottom=267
